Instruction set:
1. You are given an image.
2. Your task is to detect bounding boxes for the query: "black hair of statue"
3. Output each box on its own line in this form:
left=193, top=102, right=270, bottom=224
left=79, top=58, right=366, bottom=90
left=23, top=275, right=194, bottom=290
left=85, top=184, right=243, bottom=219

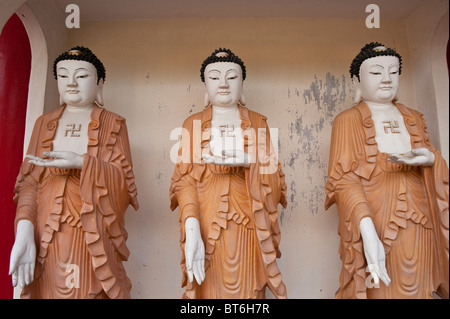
left=350, top=42, right=402, bottom=80
left=200, top=48, right=246, bottom=82
left=53, top=46, right=106, bottom=84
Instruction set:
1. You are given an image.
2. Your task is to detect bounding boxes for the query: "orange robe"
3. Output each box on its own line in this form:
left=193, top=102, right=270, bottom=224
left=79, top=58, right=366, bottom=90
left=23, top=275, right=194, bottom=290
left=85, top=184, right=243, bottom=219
left=13, top=105, right=139, bottom=299
left=325, top=101, right=449, bottom=299
left=170, top=106, right=287, bottom=299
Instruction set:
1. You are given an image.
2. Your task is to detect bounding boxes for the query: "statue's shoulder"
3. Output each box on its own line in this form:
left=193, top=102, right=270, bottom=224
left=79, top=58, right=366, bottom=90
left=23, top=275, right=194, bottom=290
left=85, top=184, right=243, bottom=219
left=395, top=103, right=429, bottom=129
left=241, top=107, right=270, bottom=130
left=97, top=106, right=125, bottom=120
left=396, top=103, right=422, bottom=117
left=42, top=105, right=64, bottom=118
left=35, top=106, right=65, bottom=127
left=334, top=104, right=365, bottom=123
left=246, top=108, right=267, bottom=121
left=180, top=110, right=205, bottom=129
left=185, top=110, right=204, bottom=121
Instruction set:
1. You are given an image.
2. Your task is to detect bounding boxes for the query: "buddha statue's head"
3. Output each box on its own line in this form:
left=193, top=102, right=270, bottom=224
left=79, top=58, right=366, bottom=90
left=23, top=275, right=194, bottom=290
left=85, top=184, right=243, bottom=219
left=200, top=48, right=246, bottom=108
left=350, top=42, right=402, bottom=104
left=53, top=46, right=106, bottom=108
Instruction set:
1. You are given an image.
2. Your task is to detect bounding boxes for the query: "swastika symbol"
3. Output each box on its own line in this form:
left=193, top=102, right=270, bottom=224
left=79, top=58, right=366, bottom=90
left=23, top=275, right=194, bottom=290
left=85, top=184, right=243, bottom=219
left=382, top=120, right=401, bottom=134
left=219, top=124, right=235, bottom=137
left=65, top=124, right=82, bottom=137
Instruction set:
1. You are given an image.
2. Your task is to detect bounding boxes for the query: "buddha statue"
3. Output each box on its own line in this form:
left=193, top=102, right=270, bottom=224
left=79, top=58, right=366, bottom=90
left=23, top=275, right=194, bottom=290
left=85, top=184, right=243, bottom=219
left=170, top=48, right=288, bottom=298
left=9, top=46, right=138, bottom=298
left=325, top=42, right=449, bottom=299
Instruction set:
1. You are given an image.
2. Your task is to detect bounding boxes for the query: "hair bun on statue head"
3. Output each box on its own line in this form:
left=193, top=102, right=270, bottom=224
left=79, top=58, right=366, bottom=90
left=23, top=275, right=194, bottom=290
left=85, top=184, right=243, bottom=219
left=350, top=42, right=402, bottom=80
left=200, top=48, right=246, bottom=82
left=53, top=46, right=106, bottom=84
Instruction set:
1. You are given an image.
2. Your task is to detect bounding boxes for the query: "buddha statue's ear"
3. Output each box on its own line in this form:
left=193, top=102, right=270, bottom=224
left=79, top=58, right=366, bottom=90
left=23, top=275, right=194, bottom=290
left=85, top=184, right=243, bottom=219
left=59, top=96, right=65, bottom=106
left=239, top=93, right=246, bottom=106
left=96, top=79, right=104, bottom=106
left=352, top=75, right=362, bottom=104
left=203, top=92, right=211, bottom=108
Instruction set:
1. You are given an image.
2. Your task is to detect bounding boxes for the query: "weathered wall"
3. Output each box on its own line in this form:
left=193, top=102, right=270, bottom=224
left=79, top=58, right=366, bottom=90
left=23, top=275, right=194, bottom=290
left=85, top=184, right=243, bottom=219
left=405, top=0, right=449, bottom=163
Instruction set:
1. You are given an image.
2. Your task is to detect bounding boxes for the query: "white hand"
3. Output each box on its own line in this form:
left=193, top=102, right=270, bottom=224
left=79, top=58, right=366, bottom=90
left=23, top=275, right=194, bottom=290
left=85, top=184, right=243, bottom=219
left=185, top=218, right=205, bottom=285
left=9, top=220, right=36, bottom=289
left=202, top=150, right=250, bottom=167
left=360, top=217, right=391, bottom=287
left=388, top=147, right=435, bottom=166
left=26, top=151, right=83, bottom=169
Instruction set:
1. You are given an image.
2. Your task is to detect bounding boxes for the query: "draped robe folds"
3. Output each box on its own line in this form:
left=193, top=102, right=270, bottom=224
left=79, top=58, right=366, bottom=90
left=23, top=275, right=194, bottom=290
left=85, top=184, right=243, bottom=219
left=169, top=105, right=288, bottom=299
left=325, top=101, right=449, bottom=299
left=13, top=105, right=139, bottom=299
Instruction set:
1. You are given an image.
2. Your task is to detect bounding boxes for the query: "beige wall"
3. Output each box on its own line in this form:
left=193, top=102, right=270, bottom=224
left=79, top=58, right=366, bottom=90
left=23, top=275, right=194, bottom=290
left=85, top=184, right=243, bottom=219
left=405, top=0, right=449, bottom=163
left=66, top=17, right=420, bottom=298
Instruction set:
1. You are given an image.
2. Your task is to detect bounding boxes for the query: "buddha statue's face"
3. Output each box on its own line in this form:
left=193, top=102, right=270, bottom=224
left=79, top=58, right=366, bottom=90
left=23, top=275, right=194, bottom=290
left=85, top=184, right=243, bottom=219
left=357, top=55, right=400, bottom=104
left=56, top=59, right=100, bottom=108
left=204, top=62, right=243, bottom=108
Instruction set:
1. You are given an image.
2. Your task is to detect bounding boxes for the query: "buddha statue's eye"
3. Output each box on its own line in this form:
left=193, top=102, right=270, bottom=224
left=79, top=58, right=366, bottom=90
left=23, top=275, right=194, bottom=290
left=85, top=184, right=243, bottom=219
left=389, top=67, right=399, bottom=75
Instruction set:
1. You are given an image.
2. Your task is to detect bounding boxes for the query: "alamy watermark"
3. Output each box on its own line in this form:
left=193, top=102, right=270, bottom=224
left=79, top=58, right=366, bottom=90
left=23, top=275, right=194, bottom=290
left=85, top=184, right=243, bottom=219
left=65, top=4, right=80, bottom=29
left=365, top=264, right=381, bottom=289
left=366, top=4, right=380, bottom=29
left=65, top=3, right=382, bottom=30
left=65, top=264, right=80, bottom=289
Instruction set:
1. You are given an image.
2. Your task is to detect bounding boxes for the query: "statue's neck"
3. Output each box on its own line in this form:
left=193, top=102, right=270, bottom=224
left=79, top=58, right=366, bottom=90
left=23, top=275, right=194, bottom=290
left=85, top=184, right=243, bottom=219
left=364, top=100, right=396, bottom=111
left=212, top=104, right=239, bottom=113
left=212, top=104, right=240, bottom=124
left=65, top=103, right=95, bottom=113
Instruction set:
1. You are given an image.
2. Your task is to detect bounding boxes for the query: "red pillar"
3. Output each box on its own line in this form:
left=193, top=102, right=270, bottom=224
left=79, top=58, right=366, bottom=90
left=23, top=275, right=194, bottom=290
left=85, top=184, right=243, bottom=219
left=0, top=13, right=31, bottom=299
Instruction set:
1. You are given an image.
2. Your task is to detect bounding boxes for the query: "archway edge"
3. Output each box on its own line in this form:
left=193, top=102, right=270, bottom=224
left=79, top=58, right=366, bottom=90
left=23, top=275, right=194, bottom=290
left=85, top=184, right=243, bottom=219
left=15, top=3, right=48, bottom=156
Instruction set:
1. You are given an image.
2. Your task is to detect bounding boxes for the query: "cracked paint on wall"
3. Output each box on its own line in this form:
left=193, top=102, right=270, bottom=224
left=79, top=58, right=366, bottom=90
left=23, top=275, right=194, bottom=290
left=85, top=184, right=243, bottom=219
left=302, top=73, right=347, bottom=124
left=280, top=73, right=352, bottom=220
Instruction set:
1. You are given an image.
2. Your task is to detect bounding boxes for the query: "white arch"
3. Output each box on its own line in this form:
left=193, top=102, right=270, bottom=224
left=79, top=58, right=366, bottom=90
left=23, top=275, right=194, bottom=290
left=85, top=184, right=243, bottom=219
left=430, top=11, right=449, bottom=163
left=15, top=3, right=48, bottom=156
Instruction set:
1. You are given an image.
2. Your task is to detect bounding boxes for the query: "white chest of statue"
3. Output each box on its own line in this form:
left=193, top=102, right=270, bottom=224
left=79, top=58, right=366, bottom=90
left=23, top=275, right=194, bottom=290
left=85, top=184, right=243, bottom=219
left=52, top=105, right=92, bottom=155
left=210, top=105, right=244, bottom=158
left=367, top=102, right=412, bottom=154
